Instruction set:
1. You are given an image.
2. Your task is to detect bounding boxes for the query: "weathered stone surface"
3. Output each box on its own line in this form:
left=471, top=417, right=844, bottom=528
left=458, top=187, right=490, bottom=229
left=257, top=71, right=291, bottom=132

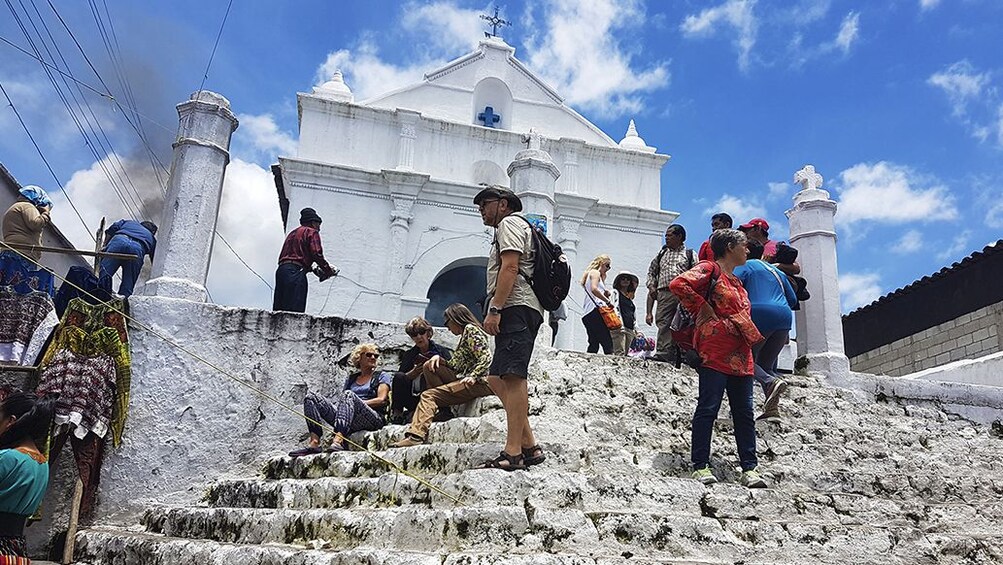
left=75, top=350, right=1003, bottom=564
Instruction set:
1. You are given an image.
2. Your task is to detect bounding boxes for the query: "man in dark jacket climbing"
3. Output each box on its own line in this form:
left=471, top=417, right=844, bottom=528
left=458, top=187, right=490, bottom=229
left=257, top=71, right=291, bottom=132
left=100, top=219, right=158, bottom=296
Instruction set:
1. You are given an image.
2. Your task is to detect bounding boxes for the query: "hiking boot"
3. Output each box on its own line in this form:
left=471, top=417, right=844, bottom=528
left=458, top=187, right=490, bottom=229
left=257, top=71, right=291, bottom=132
left=756, top=409, right=782, bottom=423
left=692, top=467, right=718, bottom=485
left=741, top=468, right=768, bottom=488
left=390, top=434, right=425, bottom=448
left=763, top=379, right=788, bottom=414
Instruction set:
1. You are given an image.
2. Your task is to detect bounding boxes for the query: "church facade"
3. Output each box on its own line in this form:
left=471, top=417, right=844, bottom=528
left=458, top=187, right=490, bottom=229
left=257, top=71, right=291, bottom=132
left=273, top=37, right=677, bottom=350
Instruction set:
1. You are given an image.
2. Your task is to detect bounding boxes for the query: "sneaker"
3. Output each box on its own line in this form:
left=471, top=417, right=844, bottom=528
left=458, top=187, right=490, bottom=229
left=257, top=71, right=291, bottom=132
left=389, top=434, right=425, bottom=448
left=741, top=468, right=768, bottom=488
left=692, top=467, right=718, bottom=485
left=763, top=379, right=788, bottom=414
left=756, top=409, right=782, bottom=423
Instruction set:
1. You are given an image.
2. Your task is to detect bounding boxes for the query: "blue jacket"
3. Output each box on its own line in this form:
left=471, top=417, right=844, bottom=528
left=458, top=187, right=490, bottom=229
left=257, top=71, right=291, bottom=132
left=105, top=220, right=157, bottom=259
left=734, top=259, right=798, bottom=333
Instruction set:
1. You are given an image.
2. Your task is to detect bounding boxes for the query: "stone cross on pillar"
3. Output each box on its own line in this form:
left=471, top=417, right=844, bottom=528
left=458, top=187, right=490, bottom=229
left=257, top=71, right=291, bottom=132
left=786, top=164, right=849, bottom=376
left=144, top=91, right=239, bottom=302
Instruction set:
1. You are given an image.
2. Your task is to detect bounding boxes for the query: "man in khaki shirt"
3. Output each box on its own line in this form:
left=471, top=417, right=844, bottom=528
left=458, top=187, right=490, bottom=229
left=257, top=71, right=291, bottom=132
left=474, top=185, right=545, bottom=472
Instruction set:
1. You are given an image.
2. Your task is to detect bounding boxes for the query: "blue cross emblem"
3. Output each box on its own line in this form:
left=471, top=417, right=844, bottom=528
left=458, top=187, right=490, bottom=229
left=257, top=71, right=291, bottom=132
left=478, top=106, right=501, bottom=128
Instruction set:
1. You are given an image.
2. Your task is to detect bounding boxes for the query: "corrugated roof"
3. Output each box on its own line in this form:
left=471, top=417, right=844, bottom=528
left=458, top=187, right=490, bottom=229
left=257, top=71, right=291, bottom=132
left=843, top=240, right=1003, bottom=320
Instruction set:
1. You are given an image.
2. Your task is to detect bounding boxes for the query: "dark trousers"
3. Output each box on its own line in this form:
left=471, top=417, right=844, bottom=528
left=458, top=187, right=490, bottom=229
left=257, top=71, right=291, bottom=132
left=273, top=263, right=308, bottom=312
left=691, top=367, right=757, bottom=472
left=391, top=371, right=421, bottom=416
left=99, top=235, right=144, bottom=296
left=752, top=329, right=788, bottom=393
left=582, top=309, right=613, bottom=354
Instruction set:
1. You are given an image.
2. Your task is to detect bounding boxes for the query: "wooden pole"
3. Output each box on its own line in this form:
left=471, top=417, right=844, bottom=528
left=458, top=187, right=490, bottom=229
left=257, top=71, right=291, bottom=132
left=93, top=217, right=106, bottom=277
left=62, top=478, right=84, bottom=564
left=1, top=243, right=137, bottom=261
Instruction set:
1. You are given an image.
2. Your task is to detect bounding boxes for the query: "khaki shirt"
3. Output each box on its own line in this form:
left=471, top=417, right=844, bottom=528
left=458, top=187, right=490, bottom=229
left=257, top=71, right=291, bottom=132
left=487, top=215, right=542, bottom=315
left=2, top=199, right=49, bottom=261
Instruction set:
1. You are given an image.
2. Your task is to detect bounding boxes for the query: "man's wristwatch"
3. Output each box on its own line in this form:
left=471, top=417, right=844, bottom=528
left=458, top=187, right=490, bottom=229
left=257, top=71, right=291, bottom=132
left=488, top=305, right=502, bottom=316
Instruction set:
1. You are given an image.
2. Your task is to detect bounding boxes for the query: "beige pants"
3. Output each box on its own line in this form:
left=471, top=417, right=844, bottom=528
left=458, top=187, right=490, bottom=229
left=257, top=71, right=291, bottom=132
left=610, top=327, right=637, bottom=355
left=655, top=288, right=680, bottom=356
left=407, top=377, right=494, bottom=440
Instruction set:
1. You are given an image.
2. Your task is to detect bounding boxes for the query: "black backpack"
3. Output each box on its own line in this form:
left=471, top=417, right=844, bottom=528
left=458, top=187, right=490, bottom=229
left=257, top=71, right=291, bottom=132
left=506, top=215, right=572, bottom=311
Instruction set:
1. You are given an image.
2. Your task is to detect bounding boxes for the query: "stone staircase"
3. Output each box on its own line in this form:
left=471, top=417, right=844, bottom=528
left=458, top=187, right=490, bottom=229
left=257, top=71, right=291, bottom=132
left=74, top=351, right=1003, bottom=564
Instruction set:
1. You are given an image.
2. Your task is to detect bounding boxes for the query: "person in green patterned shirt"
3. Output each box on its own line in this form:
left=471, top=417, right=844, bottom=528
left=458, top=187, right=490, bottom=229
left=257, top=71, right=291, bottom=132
left=390, top=303, right=494, bottom=448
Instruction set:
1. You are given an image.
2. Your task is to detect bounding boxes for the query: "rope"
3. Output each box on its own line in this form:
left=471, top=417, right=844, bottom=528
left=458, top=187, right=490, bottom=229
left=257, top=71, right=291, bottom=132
left=0, top=240, right=463, bottom=505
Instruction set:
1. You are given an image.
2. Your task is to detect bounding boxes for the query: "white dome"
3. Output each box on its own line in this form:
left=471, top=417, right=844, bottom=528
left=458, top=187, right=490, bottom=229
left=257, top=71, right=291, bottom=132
left=618, top=119, right=654, bottom=152
left=313, top=70, right=354, bottom=102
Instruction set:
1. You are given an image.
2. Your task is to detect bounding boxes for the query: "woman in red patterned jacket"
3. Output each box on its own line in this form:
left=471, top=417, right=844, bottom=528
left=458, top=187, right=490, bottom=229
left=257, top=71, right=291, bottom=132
left=669, top=228, right=767, bottom=488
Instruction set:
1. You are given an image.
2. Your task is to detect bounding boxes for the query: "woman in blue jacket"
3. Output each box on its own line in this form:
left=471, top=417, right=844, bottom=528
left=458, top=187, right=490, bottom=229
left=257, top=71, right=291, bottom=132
left=734, top=239, right=798, bottom=422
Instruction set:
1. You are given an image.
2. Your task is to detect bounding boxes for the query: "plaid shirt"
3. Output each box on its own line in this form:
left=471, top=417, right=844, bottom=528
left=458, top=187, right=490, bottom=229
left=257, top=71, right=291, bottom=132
left=646, top=246, right=695, bottom=291
left=278, top=225, right=334, bottom=275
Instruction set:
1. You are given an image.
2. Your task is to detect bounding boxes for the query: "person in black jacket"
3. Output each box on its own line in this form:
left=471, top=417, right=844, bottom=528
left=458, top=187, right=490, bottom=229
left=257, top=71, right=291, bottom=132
left=389, top=317, right=452, bottom=424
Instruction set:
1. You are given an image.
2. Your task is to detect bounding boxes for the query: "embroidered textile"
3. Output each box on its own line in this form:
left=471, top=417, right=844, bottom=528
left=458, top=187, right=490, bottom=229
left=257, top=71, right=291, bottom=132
left=449, top=323, right=492, bottom=379
left=669, top=261, right=764, bottom=376
left=61, top=297, right=129, bottom=345
left=0, top=536, right=27, bottom=560
left=41, top=326, right=130, bottom=446
left=54, top=266, right=114, bottom=318
left=36, top=349, right=117, bottom=439
left=0, top=287, right=58, bottom=366
left=0, top=251, right=55, bottom=297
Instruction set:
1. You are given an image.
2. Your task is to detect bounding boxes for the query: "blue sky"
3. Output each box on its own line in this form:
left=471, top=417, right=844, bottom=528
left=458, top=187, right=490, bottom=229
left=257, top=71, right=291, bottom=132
left=1, top=0, right=1001, bottom=312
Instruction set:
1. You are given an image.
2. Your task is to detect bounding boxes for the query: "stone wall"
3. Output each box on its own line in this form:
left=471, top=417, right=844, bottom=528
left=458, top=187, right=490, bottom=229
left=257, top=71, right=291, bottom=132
left=849, top=301, right=1003, bottom=377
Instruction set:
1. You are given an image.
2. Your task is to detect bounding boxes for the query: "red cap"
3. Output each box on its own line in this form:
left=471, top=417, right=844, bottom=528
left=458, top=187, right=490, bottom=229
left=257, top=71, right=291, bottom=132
left=739, top=218, right=769, bottom=233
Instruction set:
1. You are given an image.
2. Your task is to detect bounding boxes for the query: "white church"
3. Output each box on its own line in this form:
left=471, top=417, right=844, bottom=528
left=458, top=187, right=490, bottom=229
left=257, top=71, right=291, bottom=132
left=272, top=36, right=678, bottom=350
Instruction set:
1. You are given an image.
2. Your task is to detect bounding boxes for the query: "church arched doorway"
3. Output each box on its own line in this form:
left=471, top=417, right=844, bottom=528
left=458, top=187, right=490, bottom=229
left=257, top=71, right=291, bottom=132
left=424, top=257, right=488, bottom=326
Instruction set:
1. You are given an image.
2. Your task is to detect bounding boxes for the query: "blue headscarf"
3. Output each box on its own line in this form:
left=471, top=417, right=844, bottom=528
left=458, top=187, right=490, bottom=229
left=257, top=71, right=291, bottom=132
left=18, top=185, right=52, bottom=208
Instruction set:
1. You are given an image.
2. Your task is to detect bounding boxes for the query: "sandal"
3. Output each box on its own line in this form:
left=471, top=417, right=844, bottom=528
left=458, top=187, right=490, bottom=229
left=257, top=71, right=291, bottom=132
left=288, top=446, right=322, bottom=457
left=522, top=445, right=546, bottom=466
left=478, top=451, right=526, bottom=471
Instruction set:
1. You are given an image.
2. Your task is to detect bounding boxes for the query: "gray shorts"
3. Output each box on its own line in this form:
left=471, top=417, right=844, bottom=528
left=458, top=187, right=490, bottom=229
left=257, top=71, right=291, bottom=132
left=489, top=305, right=544, bottom=379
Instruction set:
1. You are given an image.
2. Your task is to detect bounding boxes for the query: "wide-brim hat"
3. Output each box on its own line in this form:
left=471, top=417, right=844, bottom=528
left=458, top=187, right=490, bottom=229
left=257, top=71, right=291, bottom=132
left=473, top=186, right=523, bottom=212
left=299, top=207, right=323, bottom=225
left=612, top=271, right=639, bottom=289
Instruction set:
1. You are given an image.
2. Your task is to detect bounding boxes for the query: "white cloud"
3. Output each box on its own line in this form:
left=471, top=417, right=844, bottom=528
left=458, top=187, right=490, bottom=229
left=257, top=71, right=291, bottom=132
left=833, top=12, right=860, bottom=54
left=936, top=230, right=971, bottom=262
left=840, top=272, right=882, bottom=312
left=891, top=229, right=923, bottom=254
left=680, top=0, right=758, bottom=72
left=703, top=194, right=766, bottom=224
left=835, top=161, right=958, bottom=226
left=919, top=0, right=941, bottom=11
left=523, top=0, right=670, bottom=117
left=316, top=42, right=434, bottom=102
left=783, top=0, right=831, bottom=23
left=207, top=159, right=285, bottom=309
left=768, top=181, right=789, bottom=199
left=401, top=1, right=485, bottom=54
left=928, top=60, right=991, bottom=117
left=233, top=113, right=297, bottom=164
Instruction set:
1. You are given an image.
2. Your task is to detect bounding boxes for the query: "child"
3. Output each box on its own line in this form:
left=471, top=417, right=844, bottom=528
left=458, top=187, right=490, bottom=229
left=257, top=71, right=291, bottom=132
left=610, top=271, right=639, bottom=356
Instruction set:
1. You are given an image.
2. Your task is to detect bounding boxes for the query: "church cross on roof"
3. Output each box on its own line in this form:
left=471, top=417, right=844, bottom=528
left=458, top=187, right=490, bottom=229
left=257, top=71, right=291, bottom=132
left=480, top=6, right=510, bottom=38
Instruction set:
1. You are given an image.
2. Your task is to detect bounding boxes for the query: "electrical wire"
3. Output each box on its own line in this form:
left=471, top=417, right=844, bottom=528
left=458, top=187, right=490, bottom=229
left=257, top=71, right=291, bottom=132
left=215, top=231, right=273, bottom=291
left=196, top=0, right=234, bottom=96
left=0, top=79, right=94, bottom=241
left=0, top=239, right=462, bottom=505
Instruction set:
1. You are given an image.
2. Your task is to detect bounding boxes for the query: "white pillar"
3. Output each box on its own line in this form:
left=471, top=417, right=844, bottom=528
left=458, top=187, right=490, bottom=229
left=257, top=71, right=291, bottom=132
left=786, top=165, right=849, bottom=376
left=508, top=129, right=560, bottom=348
left=145, top=91, right=238, bottom=302
left=554, top=193, right=597, bottom=351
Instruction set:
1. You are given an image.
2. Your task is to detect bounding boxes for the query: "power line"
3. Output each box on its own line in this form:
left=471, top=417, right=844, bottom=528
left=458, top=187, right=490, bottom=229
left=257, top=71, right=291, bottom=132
left=0, top=79, right=94, bottom=242
left=0, top=34, right=175, bottom=134
left=215, top=231, right=273, bottom=291
left=197, top=0, right=234, bottom=96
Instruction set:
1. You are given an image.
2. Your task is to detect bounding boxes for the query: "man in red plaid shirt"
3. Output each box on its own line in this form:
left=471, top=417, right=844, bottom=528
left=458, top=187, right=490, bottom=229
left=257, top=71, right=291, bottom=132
left=273, top=208, right=338, bottom=313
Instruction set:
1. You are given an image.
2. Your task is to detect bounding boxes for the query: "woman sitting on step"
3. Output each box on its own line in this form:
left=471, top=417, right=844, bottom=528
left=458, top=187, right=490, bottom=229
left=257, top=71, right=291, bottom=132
left=390, top=303, right=499, bottom=450
left=0, top=392, right=55, bottom=561
left=289, top=343, right=392, bottom=457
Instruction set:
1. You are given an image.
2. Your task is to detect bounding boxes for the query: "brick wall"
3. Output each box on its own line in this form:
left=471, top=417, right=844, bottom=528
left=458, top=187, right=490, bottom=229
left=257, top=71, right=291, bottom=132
left=849, top=301, right=1003, bottom=376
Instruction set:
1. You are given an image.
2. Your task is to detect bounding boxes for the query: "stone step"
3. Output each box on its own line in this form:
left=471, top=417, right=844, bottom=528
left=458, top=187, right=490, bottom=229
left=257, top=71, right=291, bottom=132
left=74, top=526, right=732, bottom=565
